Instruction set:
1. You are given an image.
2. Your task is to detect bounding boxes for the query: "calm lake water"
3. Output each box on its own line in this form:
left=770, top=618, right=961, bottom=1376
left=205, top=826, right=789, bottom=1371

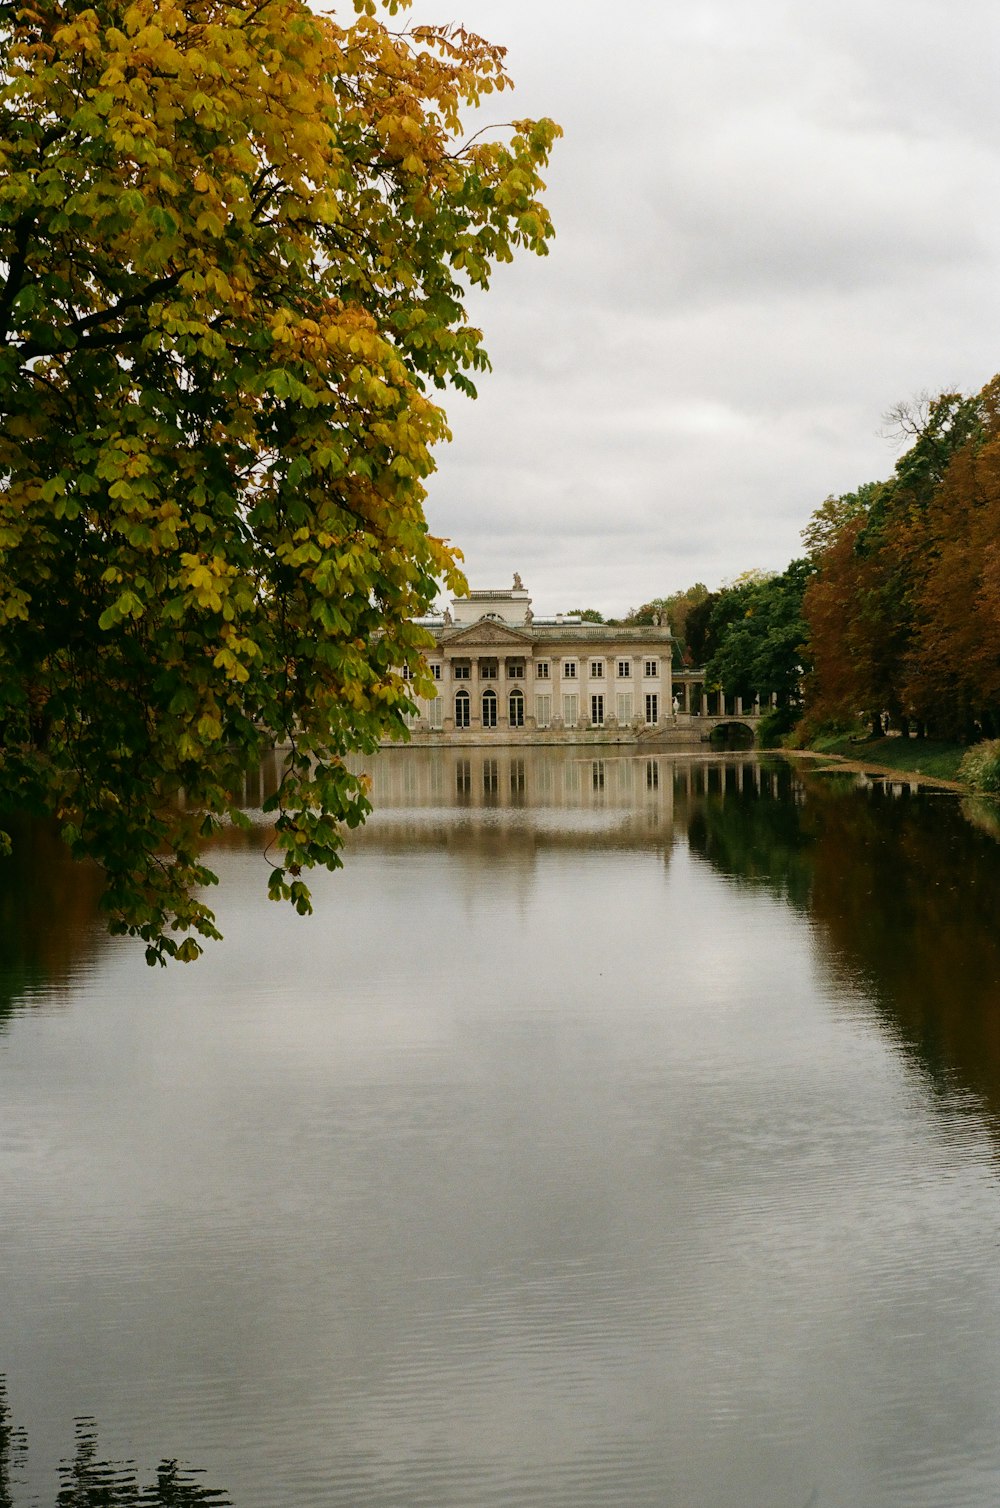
left=3, top=747, right=1000, bottom=1508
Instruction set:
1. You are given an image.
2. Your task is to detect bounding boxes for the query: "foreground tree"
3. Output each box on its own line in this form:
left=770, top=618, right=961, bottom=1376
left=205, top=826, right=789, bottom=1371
left=0, top=0, right=559, bottom=959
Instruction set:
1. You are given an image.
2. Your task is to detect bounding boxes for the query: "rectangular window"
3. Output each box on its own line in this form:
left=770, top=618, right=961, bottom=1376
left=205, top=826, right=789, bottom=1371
left=535, top=660, right=550, bottom=679
left=400, top=664, right=412, bottom=681
left=453, top=662, right=470, bottom=680
left=616, top=692, right=633, bottom=724
left=535, top=693, right=552, bottom=728
left=563, top=660, right=577, bottom=679
left=431, top=662, right=442, bottom=680
left=590, top=660, right=604, bottom=678
left=480, top=660, right=497, bottom=680
left=617, top=659, right=631, bottom=678
left=644, top=659, right=658, bottom=678
left=507, top=661, right=524, bottom=679
left=428, top=696, right=443, bottom=729
left=645, top=693, right=659, bottom=725
left=562, top=693, right=579, bottom=726
left=591, top=694, right=605, bottom=726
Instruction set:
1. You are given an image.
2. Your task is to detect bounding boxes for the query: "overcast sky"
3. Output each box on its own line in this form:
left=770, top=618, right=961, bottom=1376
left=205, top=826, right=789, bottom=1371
left=400, top=0, right=1000, bottom=617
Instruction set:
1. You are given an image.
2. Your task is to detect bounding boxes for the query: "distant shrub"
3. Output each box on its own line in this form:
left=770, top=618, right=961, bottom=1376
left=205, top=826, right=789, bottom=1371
left=757, top=706, right=798, bottom=748
left=959, top=739, right=1000, bottom=793
left=785, top=712, right=864, bottom=750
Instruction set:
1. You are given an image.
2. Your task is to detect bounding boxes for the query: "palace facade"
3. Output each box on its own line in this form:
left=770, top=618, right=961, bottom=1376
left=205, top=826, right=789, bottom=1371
left=400, top=577, right=674, bottom=742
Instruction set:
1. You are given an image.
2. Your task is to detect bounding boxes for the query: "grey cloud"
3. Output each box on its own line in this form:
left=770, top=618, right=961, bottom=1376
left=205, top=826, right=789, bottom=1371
left=405, top=0, right=1000, bottom=611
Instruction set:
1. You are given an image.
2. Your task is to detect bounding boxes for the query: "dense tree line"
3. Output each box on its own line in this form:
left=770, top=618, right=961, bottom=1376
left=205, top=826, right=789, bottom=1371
left=802, top=381, right=1000, bottom=742
left=642, top=377, right=1000, bottom=747
left=619, top=569, right=811, bottom=731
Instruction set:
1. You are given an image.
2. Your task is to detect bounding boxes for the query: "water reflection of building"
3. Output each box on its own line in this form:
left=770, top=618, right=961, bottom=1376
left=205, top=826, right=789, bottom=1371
left=399, top=578, right=673, bottom=742
left=349, top=750, right=805, bottom=911
left=352, top=749, right=684, bottom=896
left=364, top=746, right=789, bottom=820
left=365, top=746, right=676, bottom=821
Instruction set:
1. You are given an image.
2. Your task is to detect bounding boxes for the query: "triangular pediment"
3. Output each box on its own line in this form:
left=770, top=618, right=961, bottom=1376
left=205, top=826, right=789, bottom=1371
left=445, top=618, right=533, bottom=648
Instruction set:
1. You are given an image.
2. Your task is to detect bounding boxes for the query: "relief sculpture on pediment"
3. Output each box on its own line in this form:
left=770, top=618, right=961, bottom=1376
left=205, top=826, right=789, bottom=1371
left=446, top=619, right=530, bottom=647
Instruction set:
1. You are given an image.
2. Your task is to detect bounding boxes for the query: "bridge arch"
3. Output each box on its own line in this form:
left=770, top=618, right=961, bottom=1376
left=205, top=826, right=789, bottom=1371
left=706, top=719, right=756, bottom=748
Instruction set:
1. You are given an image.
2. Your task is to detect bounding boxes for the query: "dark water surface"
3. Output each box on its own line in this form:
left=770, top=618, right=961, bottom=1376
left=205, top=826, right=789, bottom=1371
left=2, top=748, right=1000, bottom=1508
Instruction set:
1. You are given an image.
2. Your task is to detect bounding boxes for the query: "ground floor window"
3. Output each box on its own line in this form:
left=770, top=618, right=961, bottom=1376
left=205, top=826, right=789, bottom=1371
left=482, top=688, right=497, bottom=727
left=509, top=688, right=524, bottom=727
left=591, top=694, right=605, bottom=726
left=616, top=692, right=633, bottom=724
left=455, top=688, right=470, bottom=727
left=645, top=693, right=659, bottom=725
left=428, top=695, right=443, bottom=730
left=535, top=693, right=552, bottom=728
left=562, top=693, right=579, bottom=726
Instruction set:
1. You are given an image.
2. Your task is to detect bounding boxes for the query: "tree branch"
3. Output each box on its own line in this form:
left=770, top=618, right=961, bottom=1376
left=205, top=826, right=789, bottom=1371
left=12, top=271, right=183, bottom=359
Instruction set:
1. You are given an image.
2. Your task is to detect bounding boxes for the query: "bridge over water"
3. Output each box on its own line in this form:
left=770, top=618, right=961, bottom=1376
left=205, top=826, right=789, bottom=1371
left=670, top=669, right=782, bottom=741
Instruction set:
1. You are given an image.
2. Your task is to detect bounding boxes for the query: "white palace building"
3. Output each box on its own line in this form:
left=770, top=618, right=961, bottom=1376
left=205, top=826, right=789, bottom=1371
left=399, top=576, right=675, bottom=743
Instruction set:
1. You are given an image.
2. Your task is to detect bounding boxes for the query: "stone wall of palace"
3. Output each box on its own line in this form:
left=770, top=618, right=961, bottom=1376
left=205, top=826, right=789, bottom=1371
left=400, top=585, right=675, bottom=743
left=389, top=579, right=774, bottom=746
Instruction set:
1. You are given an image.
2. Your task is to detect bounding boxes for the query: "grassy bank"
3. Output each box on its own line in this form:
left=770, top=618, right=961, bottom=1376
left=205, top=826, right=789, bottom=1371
left=804, top=733, right=966, bottom=784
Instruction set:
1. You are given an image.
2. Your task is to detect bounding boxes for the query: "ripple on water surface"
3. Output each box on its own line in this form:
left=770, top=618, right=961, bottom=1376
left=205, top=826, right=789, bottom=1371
left=3, top=752, right=1000, bottom=1508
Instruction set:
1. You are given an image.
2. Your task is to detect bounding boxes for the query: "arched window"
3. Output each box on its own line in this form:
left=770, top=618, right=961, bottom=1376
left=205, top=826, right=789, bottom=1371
left=482, top=688, right=497, bottom=728
left=508, top=688, right=524, bottom=727
left=455, top=688, right=470, bottom=728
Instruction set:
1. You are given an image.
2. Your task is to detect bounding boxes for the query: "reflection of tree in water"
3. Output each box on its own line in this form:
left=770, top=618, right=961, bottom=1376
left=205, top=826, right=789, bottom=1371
left=683, top=759, right=815, bottom=911
left=805, top=778, right=1000, bottom=1118
left=0, top=1380, right=230, bottom=1507
left=0, top=1379, right=28, bottom=1508
left=0, top=806, right=275, bottom=1026
left=0, top=817, right=107, bottom=1027
left=686, top=765, right=1000, bottom=1123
